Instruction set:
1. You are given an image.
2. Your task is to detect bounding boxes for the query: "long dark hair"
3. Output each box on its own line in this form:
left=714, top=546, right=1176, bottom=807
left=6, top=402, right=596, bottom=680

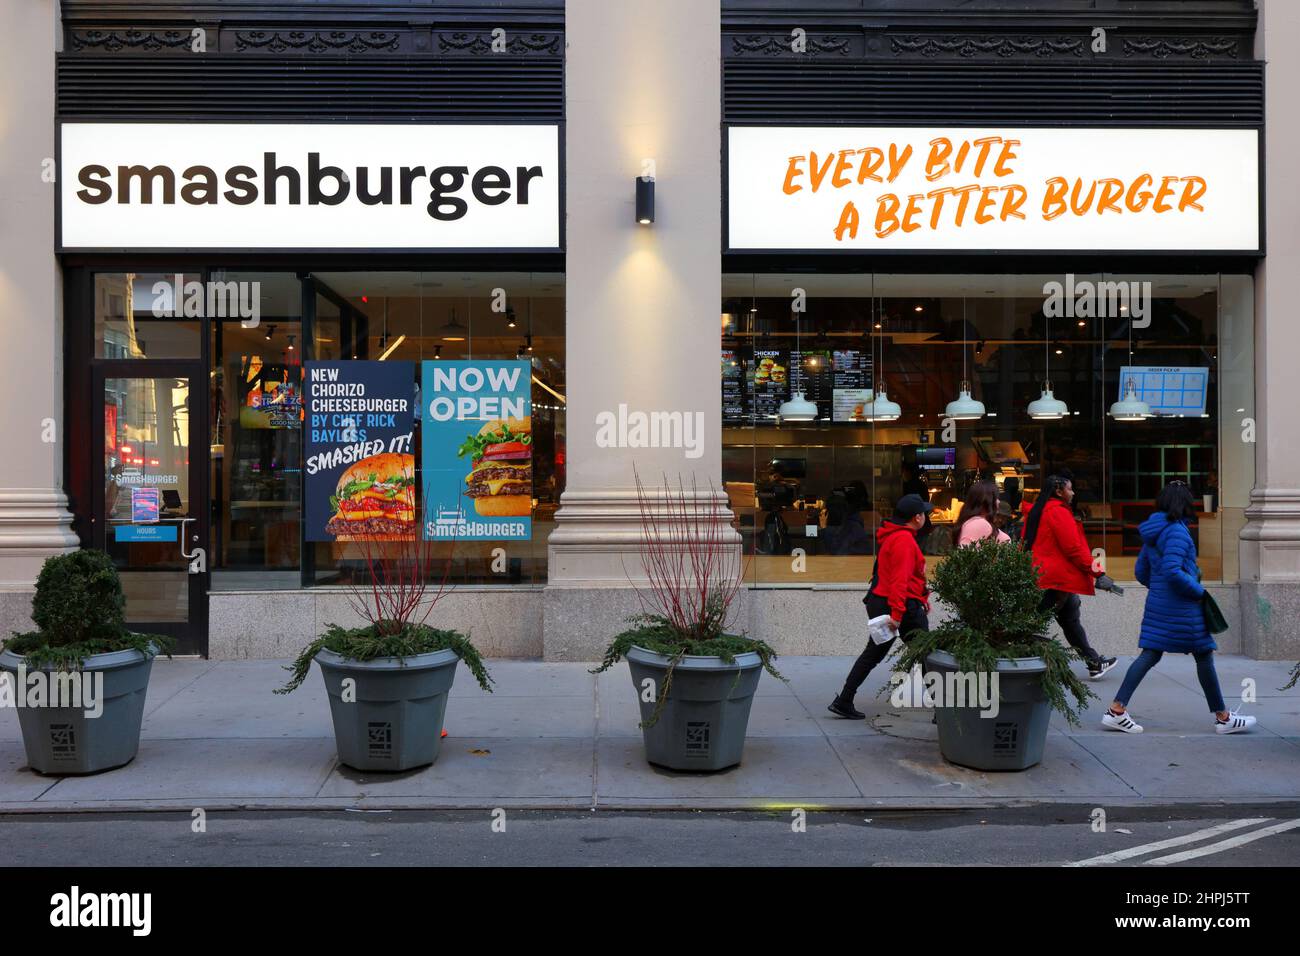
left=1155, top=480, right=1197, bottom=523
left=1022, top=474, right=1068, bottom=551
left=952, top=481, right=1000, bottom=546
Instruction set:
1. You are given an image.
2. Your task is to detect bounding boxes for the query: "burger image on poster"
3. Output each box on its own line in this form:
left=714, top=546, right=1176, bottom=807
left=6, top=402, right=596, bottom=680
left=458, top=417, right=532, bottom=517
left=325, top=452, right=417, bottom=540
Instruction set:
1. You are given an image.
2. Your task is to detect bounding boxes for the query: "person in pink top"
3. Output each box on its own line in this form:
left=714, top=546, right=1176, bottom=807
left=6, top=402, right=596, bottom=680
left=953, top=481, right=1011, bottom=548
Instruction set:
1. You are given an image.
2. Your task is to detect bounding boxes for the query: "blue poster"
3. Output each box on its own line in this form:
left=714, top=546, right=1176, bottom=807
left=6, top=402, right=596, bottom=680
left=304, top=360, right=417, bottom=542
left=1119, top=366, right=1209, bottom=417
left=421, top=360, right=532, bottom=541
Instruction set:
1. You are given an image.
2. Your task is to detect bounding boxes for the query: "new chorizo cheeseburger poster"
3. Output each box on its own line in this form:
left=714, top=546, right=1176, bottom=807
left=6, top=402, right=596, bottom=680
left=421, top=360, right=532, bottom=541
left=304, top=360, right=417, bottom=542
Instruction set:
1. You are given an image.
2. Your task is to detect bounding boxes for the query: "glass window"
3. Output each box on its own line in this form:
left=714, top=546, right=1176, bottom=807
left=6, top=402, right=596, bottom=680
left=95, top=272, right=202, bottom=358
left=722, top=272, right=1250, bottom=585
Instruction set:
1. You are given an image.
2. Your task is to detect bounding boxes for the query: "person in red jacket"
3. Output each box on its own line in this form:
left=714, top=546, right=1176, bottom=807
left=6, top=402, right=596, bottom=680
left=1021, top=475, right=1118, bottom=679
left=829, top=494, right=933, bottom=719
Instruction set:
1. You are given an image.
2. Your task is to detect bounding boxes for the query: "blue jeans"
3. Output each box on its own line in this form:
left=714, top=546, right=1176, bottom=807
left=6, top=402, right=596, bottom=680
left=1114, top=648, right=1226, bottom=713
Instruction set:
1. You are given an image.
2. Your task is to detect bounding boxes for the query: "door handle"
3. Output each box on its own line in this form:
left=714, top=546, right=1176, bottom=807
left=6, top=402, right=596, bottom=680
left=180, top=517, right=206, bottom=573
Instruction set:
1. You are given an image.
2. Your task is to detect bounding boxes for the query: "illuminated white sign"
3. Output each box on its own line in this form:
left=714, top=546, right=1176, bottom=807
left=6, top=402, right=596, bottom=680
left=60, top=123, right=561, bottom=250
left=727, top=126, right=1259, bottom=252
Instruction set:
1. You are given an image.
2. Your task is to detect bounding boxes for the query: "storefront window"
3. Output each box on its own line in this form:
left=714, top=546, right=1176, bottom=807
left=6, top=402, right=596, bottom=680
left=94, top=272, right=202, bottom=359
left=721, top=272, right=1252, bottom=585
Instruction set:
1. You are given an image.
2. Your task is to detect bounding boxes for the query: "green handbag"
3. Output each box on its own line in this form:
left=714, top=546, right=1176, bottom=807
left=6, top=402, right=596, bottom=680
left=1202, top=591, right=1230, bottom=635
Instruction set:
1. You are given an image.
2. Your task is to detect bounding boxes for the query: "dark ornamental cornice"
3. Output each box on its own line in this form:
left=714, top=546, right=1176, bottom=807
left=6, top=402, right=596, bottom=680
left=889, top=34, right=1085, bottom=59
left=233, top=30, right=403, bottom=54
left=730, top=33, right=853, bottom=57
left=70, top=28, right=196, bottom=53
left=436, top=31, right=562, bottom=56
left=1122, top=37, right=1240, bottom=59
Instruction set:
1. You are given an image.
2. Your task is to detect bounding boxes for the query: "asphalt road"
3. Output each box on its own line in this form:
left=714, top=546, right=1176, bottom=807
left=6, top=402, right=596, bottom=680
left=2, top=804, right=1298, bottom=867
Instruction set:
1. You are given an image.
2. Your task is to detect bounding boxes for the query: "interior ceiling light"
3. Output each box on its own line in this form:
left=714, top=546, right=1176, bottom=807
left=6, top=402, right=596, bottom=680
left=440, top=307, right=467, bottom=342
left=945, top=298, right=985, bottom=422
left=778, top=302, right=817, bottom=422
left=1028, top=311, right=1068, bottom=420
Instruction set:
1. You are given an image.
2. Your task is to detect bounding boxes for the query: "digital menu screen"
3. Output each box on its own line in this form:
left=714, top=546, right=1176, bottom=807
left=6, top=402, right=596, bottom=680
left=831, top=350, right=874, bottom=422
left=722, top=349, right=748, bottom=423
left=751, top=349, right=789, bottom=421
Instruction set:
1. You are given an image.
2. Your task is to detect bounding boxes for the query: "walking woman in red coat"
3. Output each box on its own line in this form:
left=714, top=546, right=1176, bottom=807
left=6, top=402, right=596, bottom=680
left=1021, top=475, right=1118, bottom=680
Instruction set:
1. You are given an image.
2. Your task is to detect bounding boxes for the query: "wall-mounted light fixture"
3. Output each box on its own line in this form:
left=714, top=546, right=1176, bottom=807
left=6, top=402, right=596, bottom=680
left=635, top=176, right=655, bottom=225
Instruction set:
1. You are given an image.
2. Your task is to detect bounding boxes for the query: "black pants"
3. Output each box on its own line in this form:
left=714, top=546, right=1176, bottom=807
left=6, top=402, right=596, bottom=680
left=838, top=594, right=929, bottom=704
left=1038, top=589, right=1101, bottom=664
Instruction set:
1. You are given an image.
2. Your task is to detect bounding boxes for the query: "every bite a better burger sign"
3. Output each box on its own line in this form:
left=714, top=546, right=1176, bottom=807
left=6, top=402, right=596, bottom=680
left=421, top=360, right=533, bottom=541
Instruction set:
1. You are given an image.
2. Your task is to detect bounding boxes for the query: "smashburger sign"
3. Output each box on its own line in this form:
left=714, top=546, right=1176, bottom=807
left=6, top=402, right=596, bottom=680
left=59, top=122, right=561, bottom=250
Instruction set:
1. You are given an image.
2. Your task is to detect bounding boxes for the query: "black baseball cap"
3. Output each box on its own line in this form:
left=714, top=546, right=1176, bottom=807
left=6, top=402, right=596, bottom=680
left=893, top=494, right=934, bottom=520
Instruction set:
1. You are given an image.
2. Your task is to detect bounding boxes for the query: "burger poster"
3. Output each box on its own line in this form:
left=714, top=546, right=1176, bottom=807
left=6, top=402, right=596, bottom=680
left=304, top=360, right=418, bottom=542
left=421, top=360, right=532, bottom=541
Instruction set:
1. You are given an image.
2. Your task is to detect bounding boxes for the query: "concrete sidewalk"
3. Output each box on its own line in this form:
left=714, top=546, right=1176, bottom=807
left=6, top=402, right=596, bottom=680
left=1, top=655, right=1297, bottom=812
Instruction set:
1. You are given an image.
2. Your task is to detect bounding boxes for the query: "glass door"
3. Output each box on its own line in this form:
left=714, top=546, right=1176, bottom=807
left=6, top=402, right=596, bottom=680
left=93, top=364, right=208, bottom=655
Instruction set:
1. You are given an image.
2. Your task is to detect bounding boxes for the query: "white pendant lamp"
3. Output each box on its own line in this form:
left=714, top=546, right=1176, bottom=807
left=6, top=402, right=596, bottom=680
left=864, top=300, right=904, bottom=422
left=865, top=388, right=901, bottom=421
left=945, top=298, right=985, bottom=421
left=777, top=301, right=818, bottom=422
left=778, top=391, right=818, bottom=422
left=1029, top=311, right=1068, bottom=420
left=1109, top=312, right=1153, bottom=423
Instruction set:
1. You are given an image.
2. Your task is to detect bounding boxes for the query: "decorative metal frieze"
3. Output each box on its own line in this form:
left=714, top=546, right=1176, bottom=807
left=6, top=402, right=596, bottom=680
left=70, top=28, right=196, bottom=52
left=730, top=33, right=854, bottom=57
left=1122, top=37, right=1240, bottom=59
left=233, top=30, right=402, bottom=54
left=436, top=31, right=562, bottom=56
left=889, top=34, right=1085, bottom=58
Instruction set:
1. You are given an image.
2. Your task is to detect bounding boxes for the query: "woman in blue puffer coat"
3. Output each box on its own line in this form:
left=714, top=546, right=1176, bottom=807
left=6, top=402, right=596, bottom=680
left=1102, top=481, right=1255, bottom=735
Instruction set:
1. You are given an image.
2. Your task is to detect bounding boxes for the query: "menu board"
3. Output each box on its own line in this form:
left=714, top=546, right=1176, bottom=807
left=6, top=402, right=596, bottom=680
left=721, top=349, right=747, bottom=423
left=1119, top=366, right=1210, bottom=417
left=831, top=350, right=873, bottom=422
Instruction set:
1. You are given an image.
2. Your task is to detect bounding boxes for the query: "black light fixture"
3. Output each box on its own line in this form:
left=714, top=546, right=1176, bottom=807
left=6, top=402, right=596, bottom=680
left=635, top=175, right=655, bottom=225
left=264, top=324, right=274, bottom=341
left=526, top=333, right=534, bottom=353
left=506, top=305, right=517, bottom=329
left=434, top=344, right=442, bottom=360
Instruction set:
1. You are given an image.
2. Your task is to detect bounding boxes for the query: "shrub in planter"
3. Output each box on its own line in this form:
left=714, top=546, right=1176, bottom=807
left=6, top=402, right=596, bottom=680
left=889, top=538, right=1094, bottom=771
left=1284, top=663, right=1299, bottom=692
left=593, top=472, right=782, bottom=772
left=0, top=550, right=172, bottom=774
left=277, top=528, right=491, bottom=773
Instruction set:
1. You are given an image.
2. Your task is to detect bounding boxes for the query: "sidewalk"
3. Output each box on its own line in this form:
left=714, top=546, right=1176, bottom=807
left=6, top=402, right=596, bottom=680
left=1, top=655, right=1297, bottom=812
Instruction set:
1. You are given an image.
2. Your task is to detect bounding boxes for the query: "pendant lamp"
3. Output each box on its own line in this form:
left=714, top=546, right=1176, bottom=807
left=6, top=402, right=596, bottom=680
left=1029, top=312, right=1068, bottom=420
left=945, top=298, right=985, bottom=421
left=778, top=302, right=818, bottom=422
left=865, top=302, right=904, bottom=422
left=1109, top=315, right=1153, bottom=422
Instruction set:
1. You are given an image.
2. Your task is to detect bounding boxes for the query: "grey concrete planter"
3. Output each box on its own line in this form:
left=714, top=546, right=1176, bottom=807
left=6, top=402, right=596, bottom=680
left=315, top=646, right=459, bottom=772
left=625, top=645, right=763, bottom=772
left=0, top=645, right=155, bottom=775
left=925, top=649, right=1051, bottom=772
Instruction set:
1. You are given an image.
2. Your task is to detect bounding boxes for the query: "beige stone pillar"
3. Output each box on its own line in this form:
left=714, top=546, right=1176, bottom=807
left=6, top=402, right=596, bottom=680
left=0, top=0, right=78, bottom=628
left=545, top=0, right=730, bottom=658
left=1240, top=0, right=1300, bottom=658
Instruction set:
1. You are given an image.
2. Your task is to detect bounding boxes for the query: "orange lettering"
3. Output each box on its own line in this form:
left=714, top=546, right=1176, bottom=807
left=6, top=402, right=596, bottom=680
left=901, top=193, right=925, bottom=233
left=971, top=136, right=1000, bottom=177
left=1179, top=176, right=1207, bottom=212
left=831, top=149, right=855, bottom=188
left=994, top=139, right=1020, bottom=177
left=808, top=151, right=836, bottom=192
left=926, top=187, right=950, bottom=229
left=1070, top=179, right=1097, bottom=215
left=857, top=148, right=884, bottom=184
left=782, top=155, right=805, bottom=195
left=999, top=184, right=1027, bottom=221
left=1042, top=177, right=1068, bottom=221
left=1153, top=175, right=1178, bottom=213
left=1097, top=178, right=1124, bottom=215
left=886, top=143, right=913, bottom=182
left=835, top=200, right=860, bottom=241
left=974, top=187, right=999, bottom=224
left=950, top=184, right=980, bottom=227
left=925, top=138, right=952, bottom=181
left=875, top=194, right=901, bottom=238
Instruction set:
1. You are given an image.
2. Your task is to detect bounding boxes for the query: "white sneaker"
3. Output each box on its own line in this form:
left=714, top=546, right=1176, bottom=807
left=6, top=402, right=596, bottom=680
left=1102, top=709, right=1143, bottom=734
left=1215, top=710, right=1256, bottom=734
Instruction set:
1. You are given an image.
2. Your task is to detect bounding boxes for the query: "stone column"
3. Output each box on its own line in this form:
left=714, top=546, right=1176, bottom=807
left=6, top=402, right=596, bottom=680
left=1240, top=0, right=1300, bottom=658
left=0, top=0, right=79, bottom=630
left=546, top=0, right=730, bottom=659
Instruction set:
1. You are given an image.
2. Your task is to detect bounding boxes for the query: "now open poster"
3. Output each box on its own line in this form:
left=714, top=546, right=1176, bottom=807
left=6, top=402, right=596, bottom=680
left=421, top=360, right=533, bottom=541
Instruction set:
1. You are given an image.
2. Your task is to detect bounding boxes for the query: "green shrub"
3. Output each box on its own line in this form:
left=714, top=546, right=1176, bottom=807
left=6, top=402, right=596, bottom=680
left=3, top=550, right=171, bottom=670
left=889, top=538, right=1095, bottom=725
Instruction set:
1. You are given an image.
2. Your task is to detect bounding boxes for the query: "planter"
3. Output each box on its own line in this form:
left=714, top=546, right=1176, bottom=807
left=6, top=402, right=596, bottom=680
left=0, top=645, right=156, bottom=775
left=315, top=646, right=459, bottom=772
left=625, top=645, right=763, bottom=771
left=924, top=649, right=1051, bottom=772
